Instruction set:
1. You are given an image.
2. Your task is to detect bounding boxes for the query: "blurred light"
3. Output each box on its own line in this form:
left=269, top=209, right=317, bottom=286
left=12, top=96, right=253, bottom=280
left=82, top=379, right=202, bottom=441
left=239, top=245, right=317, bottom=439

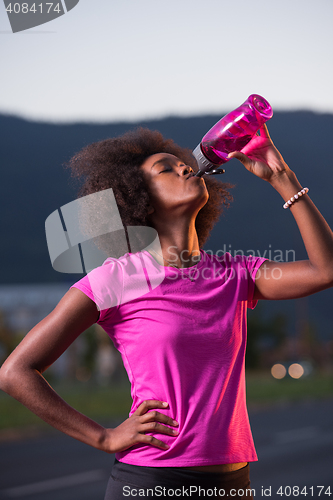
left=288, top=363, right=304, bottom=379
left=271, top=364, right=287, bottom=379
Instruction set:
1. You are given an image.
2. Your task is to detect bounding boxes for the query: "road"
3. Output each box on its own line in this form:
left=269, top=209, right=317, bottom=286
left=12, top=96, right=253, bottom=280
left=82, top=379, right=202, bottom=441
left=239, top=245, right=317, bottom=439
left=0, top=399, right=332, bottom=500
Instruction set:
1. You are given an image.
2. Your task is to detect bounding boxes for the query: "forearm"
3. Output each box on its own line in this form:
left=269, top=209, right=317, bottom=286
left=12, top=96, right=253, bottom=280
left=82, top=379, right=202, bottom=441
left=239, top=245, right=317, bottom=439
left=0, top=365, right=180, bottom=455
left=0, top=366, right=107, bottom=451
left=269, top=169, right=333, bottom=279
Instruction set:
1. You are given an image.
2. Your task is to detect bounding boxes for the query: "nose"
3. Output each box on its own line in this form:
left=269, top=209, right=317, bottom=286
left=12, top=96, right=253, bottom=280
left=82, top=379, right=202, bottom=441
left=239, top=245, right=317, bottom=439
left=180, top=165, right=194, bottom=176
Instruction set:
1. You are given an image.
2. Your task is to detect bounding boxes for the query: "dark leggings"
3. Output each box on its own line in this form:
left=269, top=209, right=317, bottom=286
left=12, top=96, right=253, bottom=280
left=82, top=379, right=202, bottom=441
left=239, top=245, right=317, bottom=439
left=104, top=459, right=254, bottom=499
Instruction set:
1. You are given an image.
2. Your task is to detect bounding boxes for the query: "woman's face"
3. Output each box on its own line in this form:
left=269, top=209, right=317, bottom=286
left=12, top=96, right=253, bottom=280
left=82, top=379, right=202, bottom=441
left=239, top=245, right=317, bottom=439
left=140, top=153, right=209, bottom=220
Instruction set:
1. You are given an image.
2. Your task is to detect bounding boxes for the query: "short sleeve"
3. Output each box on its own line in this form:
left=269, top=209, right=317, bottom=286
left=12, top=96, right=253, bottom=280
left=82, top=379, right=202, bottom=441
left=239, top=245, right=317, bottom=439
left=70, top=258, right=123, bottom=323
left=70, top=251, right=166, bottom=324
left=245, top=255, right=267, bottom=309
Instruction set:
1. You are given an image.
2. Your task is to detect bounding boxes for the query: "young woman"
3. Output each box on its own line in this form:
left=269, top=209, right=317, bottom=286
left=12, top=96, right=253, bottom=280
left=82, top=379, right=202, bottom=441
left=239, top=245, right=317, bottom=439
left=0, top=125, right=332, bottom=499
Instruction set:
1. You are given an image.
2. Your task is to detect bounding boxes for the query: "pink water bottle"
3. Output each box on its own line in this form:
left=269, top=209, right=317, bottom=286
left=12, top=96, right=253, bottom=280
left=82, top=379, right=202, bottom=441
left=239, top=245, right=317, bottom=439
left=193, top=94, right=273, bottom=177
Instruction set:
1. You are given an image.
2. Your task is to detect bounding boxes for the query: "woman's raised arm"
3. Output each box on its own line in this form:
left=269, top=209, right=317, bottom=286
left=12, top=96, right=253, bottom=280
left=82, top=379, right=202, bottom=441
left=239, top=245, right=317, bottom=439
left=228, top=124, right=333, bottom=301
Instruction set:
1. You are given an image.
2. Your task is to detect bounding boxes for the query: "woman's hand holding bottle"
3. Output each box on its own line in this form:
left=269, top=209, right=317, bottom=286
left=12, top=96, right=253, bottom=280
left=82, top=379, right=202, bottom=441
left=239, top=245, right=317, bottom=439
left=227, top=124, right=291, bottom=183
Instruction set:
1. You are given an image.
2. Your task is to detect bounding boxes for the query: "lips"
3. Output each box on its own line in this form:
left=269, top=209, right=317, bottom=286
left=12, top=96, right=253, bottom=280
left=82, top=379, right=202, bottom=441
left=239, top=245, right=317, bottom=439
left=186, top=173, right=196, bottom=180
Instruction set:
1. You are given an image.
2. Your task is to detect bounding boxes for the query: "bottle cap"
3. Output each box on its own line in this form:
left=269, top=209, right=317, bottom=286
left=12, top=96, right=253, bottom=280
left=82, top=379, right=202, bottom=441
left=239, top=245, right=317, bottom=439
left=192, top=144, right=220, bottom=176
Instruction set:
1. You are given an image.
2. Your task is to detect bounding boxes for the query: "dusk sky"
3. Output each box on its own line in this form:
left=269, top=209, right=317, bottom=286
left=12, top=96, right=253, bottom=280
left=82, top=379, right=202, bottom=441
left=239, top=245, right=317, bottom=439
left=1, top=0, right=332, bottom=123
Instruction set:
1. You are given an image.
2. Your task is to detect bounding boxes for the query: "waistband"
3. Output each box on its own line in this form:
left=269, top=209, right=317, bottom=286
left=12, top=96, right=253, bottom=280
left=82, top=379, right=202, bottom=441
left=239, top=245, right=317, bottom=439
left=111, top=459, right=250, bottom=489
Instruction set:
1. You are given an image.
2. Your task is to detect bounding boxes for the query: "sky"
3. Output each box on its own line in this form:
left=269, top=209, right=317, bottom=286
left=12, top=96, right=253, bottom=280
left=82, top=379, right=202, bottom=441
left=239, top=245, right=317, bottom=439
left=0, top=0, right=332, bottom=123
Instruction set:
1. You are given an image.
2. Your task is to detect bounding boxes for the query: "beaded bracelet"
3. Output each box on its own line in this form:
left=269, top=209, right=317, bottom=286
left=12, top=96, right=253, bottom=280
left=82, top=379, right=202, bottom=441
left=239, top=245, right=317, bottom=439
left=283, top=188, right=309, bottom=209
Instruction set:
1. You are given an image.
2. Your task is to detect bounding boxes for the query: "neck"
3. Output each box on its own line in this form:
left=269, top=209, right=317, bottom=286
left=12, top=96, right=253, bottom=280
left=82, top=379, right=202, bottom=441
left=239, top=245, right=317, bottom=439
left=149, top=217, right=201, bottom=268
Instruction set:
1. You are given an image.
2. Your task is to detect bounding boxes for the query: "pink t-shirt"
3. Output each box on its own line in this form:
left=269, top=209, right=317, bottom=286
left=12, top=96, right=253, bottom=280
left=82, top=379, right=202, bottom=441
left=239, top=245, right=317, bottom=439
left=71, top=250, right=266, bottom=467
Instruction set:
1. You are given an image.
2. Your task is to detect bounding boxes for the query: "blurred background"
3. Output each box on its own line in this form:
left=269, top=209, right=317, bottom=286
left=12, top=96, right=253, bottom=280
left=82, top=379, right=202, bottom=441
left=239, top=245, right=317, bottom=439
left=0, top=1, right=332, bottom=499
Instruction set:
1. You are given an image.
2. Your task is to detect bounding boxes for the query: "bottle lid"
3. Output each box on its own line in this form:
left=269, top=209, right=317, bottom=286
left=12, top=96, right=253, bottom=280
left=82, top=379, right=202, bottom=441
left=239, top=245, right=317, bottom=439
left=192, top=144, right=220, bottom=176
left=248, top=94, right=273, bottom=120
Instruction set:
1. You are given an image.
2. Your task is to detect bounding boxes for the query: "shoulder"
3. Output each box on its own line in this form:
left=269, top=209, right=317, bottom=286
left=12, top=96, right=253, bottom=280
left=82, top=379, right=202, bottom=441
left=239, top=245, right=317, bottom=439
left=70, top=256, right=125, bottom=313
left=72, top=251, right=166, bottom=309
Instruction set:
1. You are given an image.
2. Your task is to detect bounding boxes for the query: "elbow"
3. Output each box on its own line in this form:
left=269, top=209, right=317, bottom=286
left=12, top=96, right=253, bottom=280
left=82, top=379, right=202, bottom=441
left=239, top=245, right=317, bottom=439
left=317, top=267, right=333, bottom=290
left=322, top=261, right=333, bottom=287
left=0, top=360, right=22, bottom=395
left=327, top=273, right=333, bottom=288
left=0, top=363, right=11, bottom=394
left=309, top=260, right=333, bottom=289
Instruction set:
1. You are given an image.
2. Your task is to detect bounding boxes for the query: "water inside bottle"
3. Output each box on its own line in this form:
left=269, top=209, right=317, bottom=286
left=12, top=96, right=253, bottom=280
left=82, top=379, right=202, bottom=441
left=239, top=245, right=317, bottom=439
left=202, top=134, right=253, bottom=164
